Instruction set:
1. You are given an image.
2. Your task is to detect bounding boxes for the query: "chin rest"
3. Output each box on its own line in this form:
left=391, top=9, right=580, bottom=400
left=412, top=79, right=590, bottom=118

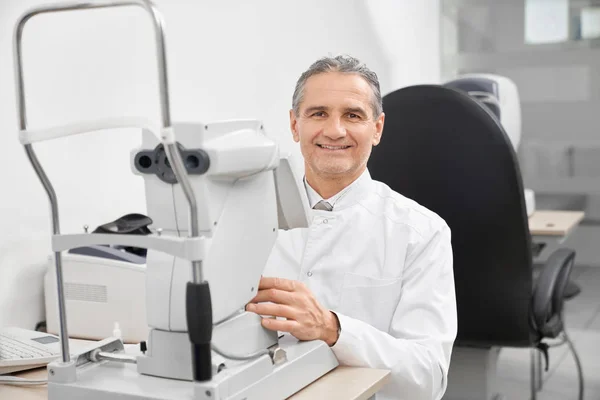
left=92, top=213, right=153, bottom=235
left=90, top=213, right=153, bottom=257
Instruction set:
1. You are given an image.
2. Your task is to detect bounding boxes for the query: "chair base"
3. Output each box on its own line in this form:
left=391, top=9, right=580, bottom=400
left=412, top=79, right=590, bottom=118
left=443, top=346, right=502, bottom=400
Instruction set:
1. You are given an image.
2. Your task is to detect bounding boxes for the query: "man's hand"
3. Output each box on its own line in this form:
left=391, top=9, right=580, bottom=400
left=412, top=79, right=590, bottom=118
left=245, top=277, right=340, bottom=346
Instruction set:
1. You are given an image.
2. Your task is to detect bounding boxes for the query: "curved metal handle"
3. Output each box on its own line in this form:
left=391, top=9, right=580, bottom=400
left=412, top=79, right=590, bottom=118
left=13, top=0, right=171, bottom=130
left=14, top=0, right=198, bottom=246
left=19, top=117, right=160, bottom=144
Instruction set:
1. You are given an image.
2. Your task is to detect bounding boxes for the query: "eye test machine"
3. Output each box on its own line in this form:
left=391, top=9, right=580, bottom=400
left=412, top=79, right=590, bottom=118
left=12, top=1, right=339, bottom=399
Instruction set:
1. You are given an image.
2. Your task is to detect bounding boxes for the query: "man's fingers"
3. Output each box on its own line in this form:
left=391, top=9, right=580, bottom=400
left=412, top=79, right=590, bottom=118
left=260, top=317, right=299, bottom=333
left=250, top=288, right=294, bottom=305
left=259, top=276, right=304, bottom=292
left=246, top=302, right=297, bottom=320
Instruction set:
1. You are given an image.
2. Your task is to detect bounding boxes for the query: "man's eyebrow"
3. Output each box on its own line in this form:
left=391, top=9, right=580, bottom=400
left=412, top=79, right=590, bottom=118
left=344, top=106, right=368, bottom=115
left=303, top=106, right=329, bottom=114
left=303, top=106, right=369, bottom=115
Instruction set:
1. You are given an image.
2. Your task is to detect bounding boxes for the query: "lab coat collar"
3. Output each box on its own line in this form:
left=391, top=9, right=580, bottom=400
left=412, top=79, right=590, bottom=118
left=303, top=168, right=373, bottom=211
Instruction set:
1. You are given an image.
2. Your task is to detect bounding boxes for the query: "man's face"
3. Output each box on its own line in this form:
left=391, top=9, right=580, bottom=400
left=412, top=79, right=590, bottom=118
left=290, top=72, right=384, bottom=181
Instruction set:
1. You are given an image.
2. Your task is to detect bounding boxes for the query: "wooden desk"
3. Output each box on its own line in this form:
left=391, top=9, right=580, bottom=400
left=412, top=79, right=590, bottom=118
left=528, top=210, right=585, bottom=237
left=290, top=366, right=390, bottom=400
left=1, top=365, right=390, bottom=400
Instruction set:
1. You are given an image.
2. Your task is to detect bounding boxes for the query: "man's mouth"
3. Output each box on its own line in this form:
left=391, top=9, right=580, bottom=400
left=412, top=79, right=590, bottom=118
left=317, top=144, right=351, bottom=150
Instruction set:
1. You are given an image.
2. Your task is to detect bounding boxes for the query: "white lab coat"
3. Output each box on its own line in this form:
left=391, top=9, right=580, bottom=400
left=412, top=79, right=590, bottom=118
left=262, top=169, right=457, bottom=400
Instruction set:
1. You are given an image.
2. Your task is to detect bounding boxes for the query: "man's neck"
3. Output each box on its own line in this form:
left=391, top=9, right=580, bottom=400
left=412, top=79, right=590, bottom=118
left=305, top=165, right=365, bottom=200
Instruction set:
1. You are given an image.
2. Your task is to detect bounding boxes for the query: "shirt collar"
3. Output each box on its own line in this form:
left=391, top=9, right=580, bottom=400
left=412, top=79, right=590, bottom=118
left=303, top=168, right=373, bottom=211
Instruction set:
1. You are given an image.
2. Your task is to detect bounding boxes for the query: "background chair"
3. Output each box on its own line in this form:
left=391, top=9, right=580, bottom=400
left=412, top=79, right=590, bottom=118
left=368, top=84, right=583, bottom=400
left=444, top=74, right=581, bottom=300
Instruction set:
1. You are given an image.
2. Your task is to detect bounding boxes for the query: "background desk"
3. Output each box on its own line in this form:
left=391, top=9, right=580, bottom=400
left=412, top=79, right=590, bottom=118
left=1, top=365, right=390, bottom=400
left=528, top=210, right=585, bottom=240
left=529, top=210, right=585, bottom=260
left=529, top=209, right=584, bottom=290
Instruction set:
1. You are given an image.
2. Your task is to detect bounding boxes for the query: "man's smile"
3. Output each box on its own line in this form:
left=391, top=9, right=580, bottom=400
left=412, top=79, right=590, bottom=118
left=317, top=144, right=352, bottom=151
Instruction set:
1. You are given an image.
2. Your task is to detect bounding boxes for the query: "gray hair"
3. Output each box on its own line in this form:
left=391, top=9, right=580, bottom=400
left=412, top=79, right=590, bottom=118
left=292, top=55, right=383, bottom=119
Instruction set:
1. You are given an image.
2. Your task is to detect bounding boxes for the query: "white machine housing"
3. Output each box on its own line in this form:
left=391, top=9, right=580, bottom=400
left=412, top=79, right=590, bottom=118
left=132, top=120, right=303, bottom=330
left=127, top=120, right=338, bottom=392
left=43, top=120, right=311, bottom=349
left=44, top=251, right=148, bottom=344
left=445, top=73, right=535, bottom=216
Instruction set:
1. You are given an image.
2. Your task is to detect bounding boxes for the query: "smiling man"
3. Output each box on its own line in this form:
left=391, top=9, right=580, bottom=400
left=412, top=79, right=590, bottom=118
left=245, top=55, right=457, bottom=400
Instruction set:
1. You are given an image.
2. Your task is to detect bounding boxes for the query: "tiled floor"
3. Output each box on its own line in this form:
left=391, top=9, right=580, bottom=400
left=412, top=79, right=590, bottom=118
left=495, top=265, right=600, bottom=399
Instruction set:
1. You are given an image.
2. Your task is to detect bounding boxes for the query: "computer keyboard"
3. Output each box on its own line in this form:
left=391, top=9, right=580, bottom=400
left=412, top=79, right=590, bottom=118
left=0, top=335, right=57, bottom=359
left=0, top=328, right=62, bottom=375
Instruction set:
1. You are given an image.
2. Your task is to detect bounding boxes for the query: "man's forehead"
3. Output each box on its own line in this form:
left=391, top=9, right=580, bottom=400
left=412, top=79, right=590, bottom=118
left=302, top=74, right=372, bottom=106
left=301, top=101, right=368, bottom=112
left=305, top=86, right=367, bottom=98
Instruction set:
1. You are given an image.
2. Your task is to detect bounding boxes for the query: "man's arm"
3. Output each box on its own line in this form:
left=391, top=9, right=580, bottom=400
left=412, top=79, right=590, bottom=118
left=331, top=223, right=457, bottom=400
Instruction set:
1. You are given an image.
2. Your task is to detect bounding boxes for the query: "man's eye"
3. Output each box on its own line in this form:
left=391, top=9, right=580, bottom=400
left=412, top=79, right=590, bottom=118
left=312, top=112, right=326, bottom=117
left=348, top=113, right=360, bottom=119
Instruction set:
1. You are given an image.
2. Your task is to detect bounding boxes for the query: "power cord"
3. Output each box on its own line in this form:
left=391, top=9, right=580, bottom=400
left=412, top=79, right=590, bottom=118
left=0, top=376, right=47, bottom=385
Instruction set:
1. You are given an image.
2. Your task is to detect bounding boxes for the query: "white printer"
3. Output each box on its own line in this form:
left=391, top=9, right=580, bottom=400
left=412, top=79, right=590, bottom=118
left=445, top=73, right=536, bottom=217
left=44, top=215, right=150, bottom=344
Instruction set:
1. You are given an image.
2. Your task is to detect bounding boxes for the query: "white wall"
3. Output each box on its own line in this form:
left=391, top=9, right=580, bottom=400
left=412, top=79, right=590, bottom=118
left=365, top=0, right=441, bottom=91
left=0, top=0, right=440, bottom=329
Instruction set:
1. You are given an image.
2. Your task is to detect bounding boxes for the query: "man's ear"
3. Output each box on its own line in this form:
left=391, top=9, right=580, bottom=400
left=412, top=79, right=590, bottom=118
left=290, top=109, right=300, bottom=143
left=372, top=112, right=385, bottom=146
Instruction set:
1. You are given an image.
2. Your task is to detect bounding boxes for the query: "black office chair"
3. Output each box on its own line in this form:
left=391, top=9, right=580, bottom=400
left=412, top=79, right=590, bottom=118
left=368, top=85, right=583, bottom=400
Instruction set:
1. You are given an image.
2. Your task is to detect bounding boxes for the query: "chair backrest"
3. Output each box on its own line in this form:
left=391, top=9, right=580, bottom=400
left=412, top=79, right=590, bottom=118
left=368, top=85, right=534, bottom=347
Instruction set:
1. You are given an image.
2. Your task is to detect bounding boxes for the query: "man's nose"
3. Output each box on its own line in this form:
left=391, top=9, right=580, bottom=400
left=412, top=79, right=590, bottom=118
left=324, top=117, right=346, bottom=140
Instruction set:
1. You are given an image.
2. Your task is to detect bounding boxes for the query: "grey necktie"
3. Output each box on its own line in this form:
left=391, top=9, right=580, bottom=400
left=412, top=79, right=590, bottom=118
left=313, top=200, right=333, bottom=211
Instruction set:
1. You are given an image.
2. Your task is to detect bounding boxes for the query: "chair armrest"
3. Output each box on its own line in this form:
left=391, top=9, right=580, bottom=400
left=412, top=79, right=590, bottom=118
left=532, top=248, right=576, bottom=338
